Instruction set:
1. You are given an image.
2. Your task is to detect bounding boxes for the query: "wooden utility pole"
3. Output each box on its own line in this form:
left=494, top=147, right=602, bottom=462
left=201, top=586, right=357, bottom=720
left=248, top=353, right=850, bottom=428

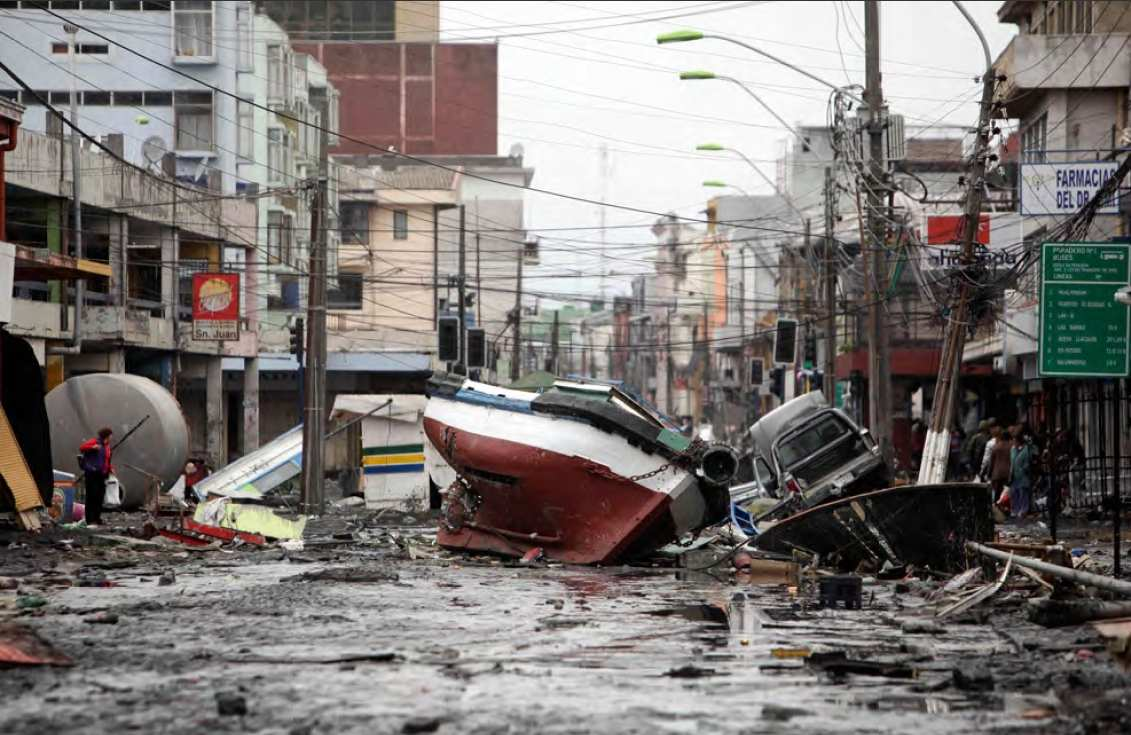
left=864, top=0, right=893, bottom=462
left=300, top=122, right=329, bottom=514
left=823, top=166, right=837, bottom=405
left=510, top=242, right=523, bottom=381
left=918, top=3, right=997, bottom=485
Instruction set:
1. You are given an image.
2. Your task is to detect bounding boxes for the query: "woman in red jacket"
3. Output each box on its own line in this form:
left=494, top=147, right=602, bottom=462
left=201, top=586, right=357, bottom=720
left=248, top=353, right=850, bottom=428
left=79, top=427, right=113, bottom=527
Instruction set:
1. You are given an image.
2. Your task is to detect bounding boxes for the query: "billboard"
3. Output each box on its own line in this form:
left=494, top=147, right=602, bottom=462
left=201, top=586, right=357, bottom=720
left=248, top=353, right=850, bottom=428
left=1020, top=161, right=1120, bottom=216
left=191, top=273, right=240, bottom=341
left=921, top=212, right=1023, bottom=269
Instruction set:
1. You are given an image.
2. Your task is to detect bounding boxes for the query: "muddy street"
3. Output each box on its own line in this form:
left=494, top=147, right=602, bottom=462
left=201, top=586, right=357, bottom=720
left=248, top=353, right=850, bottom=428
left=1, top=516, right=1128, bottom=735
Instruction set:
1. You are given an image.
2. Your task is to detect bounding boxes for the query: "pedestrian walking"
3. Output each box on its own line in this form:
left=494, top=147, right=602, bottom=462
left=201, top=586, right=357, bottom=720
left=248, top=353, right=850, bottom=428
left=79, top=426, right=113, bottom=528
left=971, top=419, right=993, bottom=481
left=1010, top=426, right=1034, bottom=519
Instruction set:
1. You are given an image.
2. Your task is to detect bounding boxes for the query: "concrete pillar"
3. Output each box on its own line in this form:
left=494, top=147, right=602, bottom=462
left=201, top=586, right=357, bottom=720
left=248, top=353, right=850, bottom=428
left=108, top=349, right=126, bottom=374
left=242, top=357, right=259, bottom=454
left=108, top=214, right=128, bottom=306
left=160, top=226, right=177, bottom=320
left=206, top=356, right=225, bottom=469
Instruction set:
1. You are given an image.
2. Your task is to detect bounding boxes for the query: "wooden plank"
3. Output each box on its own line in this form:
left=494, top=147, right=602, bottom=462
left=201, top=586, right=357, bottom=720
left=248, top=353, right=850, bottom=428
left=0, top=405, right=44, bottom=519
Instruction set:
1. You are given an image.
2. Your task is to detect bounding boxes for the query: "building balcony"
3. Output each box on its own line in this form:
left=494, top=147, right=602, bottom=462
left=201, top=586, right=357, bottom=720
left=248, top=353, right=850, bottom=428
left=995, top=33, right=1131, bottom=117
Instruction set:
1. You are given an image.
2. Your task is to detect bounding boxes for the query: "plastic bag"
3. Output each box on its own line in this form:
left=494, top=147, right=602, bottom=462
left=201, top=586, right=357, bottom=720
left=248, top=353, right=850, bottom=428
left=104, top=474, right=123, bottom=509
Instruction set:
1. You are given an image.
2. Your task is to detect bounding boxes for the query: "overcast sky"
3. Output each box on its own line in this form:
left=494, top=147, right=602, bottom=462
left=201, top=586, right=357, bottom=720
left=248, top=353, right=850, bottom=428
left=438, top=1, right=1018, bottom=303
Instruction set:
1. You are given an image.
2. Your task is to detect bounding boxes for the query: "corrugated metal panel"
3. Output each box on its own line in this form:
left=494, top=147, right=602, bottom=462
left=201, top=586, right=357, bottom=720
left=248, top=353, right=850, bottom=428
left=0, top=405, right=42, bottom=512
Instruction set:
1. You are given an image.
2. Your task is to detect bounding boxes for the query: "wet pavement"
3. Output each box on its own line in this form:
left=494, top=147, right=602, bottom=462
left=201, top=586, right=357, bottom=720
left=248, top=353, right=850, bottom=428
left=2, top=514, right=1131, bottom=734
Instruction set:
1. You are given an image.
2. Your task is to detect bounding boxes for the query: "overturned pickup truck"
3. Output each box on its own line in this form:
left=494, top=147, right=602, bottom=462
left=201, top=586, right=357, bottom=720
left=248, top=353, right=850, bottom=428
left=735, top=391, right=891, bottom=522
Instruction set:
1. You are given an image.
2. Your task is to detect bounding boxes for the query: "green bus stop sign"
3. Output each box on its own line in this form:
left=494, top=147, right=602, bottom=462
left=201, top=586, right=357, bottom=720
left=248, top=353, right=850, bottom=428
left=1039, top=243, right=1131, bottom=378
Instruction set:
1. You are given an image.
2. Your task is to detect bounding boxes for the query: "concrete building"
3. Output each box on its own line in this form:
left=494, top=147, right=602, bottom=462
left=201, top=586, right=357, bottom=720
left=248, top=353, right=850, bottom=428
left=255, top=0, right=497, bottom=156
left=961, top=0, right=1131, bottom=424
left=4, top=119, right=260, bottom=469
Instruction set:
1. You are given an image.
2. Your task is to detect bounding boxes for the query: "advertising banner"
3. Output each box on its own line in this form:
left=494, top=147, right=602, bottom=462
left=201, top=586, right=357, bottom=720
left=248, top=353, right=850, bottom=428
left=192, top=273, right=240, bottom=341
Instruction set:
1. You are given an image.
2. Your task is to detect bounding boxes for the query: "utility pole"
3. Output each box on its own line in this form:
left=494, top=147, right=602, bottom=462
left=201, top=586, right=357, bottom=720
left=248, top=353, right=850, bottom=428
left=300, top=117, right=328, bottom=514
left=739, top=246, right=746, bottom=396
left=919, top=3, right=997, bottom=484
left=457, top=205, right=467, bottom=375
left=823, top=166, right=837, bottom=406
left=475, top=199, right=482, bottom=328
left=66, top=23, right=83, bottom=338
left=510, top=242, right=523, bottom=381
left=864, top=0, right=893, bottom=463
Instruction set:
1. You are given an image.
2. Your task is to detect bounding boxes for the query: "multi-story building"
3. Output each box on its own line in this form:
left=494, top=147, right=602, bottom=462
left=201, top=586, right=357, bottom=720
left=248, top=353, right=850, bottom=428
left=254, top=0, right=497, bottom=156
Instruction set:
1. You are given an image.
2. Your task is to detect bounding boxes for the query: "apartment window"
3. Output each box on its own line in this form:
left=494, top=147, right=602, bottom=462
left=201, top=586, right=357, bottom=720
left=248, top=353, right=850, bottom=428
left=235, top=3, right=253, bottom=72
left=267, top=127, right=292, bottom=182
left=173, top=0, right=213, bottom=60
left=267, top=210, right=294, bottom=265
left=83, top=91, right=111, bottom=105
left=328, top=272, right=363, bottom=310
left=237, top=99, right=253, bottom=159
left=112, top=91, right=143, bottom=106
left=340, top=202, right=368, bottom=245
left=174, top=90, right=212, bottom=150
left=142, top=91, right=172, bottom=106
left=266, top=45, right=285, bottom=101
left=1038, top=1, right=1094, bottom=35
left=50, top=43, right=110, bottom=56
left=260, top=0, right=396, bottom=41
left=393, top=210, right=408, bottom=240
left=1022, top=112, right=1048, bottom=163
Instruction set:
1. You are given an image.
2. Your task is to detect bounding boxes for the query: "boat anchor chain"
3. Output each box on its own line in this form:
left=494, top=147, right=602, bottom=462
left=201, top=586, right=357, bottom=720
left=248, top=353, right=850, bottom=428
left=583, top=460, right=672, bottom=484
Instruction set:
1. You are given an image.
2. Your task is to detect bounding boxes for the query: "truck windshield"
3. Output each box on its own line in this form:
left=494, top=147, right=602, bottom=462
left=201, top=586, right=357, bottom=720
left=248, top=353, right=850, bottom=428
left=776, top=413, right=855, bottom=471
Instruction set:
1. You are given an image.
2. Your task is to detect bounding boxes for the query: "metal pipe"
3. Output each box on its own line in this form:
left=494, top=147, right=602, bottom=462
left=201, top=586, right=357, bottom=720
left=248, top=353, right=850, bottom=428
left=966, top=541, right=1131, bottom=597
left=702, top=34, right=865, bottom=104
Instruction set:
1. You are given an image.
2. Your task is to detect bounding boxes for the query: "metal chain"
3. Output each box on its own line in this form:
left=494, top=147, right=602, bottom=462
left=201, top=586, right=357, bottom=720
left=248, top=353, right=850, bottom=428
left=585, top=460, right=672, bottom=483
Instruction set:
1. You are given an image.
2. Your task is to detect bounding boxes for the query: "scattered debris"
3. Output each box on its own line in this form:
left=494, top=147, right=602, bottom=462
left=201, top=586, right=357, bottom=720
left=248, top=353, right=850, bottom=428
left=952, top=664, right=994, bottom=691
left=937, top=555, right=1013, bottom=620
left=215, top=692, right=248, bottom=717
left=195, top=498, right=307, bottom=540
left=158, top=570, right=175, bottom=586
left=818, top=574, right=863, bottom=609
left=16, top=595, right=47, bottom=609
left=1027, top=598, right=1131, bottom=628
left=807, top=652, right=916, bottom=679
left=401, top=716, right=441, bottom=734
left=283, top=566, right=399, bottom=584
left=83, top=612, right=119, bottom=625
left=761, top=704, right=811, bottom=722
left=0, top=623, right=73, bottom=666
left=664, top=664, right=723, bottom=678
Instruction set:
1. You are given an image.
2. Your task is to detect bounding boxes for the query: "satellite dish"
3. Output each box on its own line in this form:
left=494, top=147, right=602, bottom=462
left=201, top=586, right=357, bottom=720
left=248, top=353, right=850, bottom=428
left=142, top=135, right=168, bottom=169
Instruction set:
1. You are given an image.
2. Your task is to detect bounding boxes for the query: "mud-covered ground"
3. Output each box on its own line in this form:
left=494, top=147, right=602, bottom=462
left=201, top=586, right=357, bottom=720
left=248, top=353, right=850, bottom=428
left=2, top=512, right=1130, bottom=734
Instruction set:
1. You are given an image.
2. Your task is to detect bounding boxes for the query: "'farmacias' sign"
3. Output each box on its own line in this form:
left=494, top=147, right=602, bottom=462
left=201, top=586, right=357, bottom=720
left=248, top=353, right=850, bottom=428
left=1021, top=161, right=1119, bottom=215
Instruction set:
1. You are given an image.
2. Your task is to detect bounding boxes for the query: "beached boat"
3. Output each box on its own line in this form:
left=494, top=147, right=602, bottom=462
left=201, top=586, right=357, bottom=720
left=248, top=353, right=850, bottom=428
left=423, top=375, right=738, bottom=564
left=753, top=482, right=993, bottom=572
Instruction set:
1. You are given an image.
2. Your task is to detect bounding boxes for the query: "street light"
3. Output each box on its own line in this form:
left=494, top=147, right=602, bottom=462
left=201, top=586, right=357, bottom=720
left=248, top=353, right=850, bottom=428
left=659, top=30, right=865, bottom=104
left=703, top=179, right=750, bottom=196
left=679, top=70, right=807, bottom=147
left=696, top=143, right=807, bottom=222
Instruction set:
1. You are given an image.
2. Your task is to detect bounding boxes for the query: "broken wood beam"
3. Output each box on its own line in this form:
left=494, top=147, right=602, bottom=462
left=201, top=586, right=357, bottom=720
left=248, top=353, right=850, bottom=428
left=967, top=542, right=1131, bottom=597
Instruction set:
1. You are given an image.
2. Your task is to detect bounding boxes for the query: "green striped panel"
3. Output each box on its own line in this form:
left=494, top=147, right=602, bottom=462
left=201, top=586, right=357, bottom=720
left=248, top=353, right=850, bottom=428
left=363, top=443, right=425, bottom=457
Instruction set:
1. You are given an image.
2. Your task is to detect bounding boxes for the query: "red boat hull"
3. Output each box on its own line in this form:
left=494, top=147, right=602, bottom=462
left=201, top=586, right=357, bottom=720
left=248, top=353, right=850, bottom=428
left=423, top=416, right=682, bottom=564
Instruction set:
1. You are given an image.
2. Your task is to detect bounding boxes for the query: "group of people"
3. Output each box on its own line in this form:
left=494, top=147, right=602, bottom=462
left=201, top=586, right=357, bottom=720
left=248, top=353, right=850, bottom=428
left=957, top=418, right=1085, bottom=521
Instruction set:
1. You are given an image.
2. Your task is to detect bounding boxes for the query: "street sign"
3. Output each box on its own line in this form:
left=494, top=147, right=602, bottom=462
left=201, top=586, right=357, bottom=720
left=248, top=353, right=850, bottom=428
left=1021, top=161, right=1120, bottom=216
left=1039, top=243, right=1130, bottom=377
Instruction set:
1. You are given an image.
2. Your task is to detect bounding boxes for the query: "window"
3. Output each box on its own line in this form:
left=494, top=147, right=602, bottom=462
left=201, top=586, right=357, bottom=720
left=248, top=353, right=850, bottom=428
left=267, top=210, right=294, bottom=265
left=340, top=202, right=368, bottom=244
left=50, top=43, right=109, bottom=56
left=328, top=272, right=363, bottom=310
left=1037, top=1, right=1094, bottom=35
left=266, top=45, right=285, bottom=101
left=142, top=91, right=172, bottom=106
left=173, top=0, right=213, bottom=60
left=237, top=99, right=253, bottom=159
left=174, top=90, right=212, bottom=150
left=84, top=91, right=111, bottom=106
left=1022, top=112, right=1048, bottom=163
left=112, top=91, right=142, bottom=106
left=393, top=209, right=408, bottom=239
left=266, top=127, right=292, bottom=182
left=258, top=0, right=396, bottom=41
left=235, top=3, right=253, bottom=72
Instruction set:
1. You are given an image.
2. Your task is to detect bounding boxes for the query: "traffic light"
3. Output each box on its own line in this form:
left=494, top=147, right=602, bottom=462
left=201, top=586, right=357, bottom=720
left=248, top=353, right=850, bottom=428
left=289, top=317, right=304, bottom=364
left=467, top=328, right=486, bottom=368
left=438, top=316, right=460, bottom=362
left=769, top=367, right=785, bottom=400
left=749, top=358, right=764, bottom=386
left=773, top=318, right=797, bottom=364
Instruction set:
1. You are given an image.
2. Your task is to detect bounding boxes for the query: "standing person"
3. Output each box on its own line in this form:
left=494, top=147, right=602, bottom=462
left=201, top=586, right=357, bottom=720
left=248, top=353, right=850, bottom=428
left=968, top=420, right=992, bottom=481
left=984, top=425, right=1012, bottom=507
left=1010, top=426, right=1034, bottom=519
left=79, top=427, right=113, bottom=528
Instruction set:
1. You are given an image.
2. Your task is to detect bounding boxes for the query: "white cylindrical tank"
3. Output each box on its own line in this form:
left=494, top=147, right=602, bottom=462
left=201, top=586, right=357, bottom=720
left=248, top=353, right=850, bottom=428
left=46, top=374, right=189, bottom=509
